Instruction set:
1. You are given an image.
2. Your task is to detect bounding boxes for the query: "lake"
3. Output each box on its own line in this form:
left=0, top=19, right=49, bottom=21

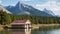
left=0, top=26, right=60, bottom=34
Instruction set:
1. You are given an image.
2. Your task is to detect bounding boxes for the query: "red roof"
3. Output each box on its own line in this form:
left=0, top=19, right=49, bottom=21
left=10, top=20, right=30, bottom=25
left=12, top=20, right=27, bottom=23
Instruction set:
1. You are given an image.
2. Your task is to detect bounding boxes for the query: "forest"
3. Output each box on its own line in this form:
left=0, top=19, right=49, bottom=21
left=0, top=10, right=60, bottom=25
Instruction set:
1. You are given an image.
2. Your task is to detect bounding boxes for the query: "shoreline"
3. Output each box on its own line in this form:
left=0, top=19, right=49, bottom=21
left=0, top=25, right=3, bottom=31
left=0, top=24, right=60, bottom=31
left=32, top=24, right=60, bottom=27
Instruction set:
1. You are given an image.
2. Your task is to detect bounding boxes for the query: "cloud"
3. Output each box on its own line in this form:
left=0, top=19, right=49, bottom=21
left=0, top=0, right=2, bottom=4
left=21, top=0, right=31, bottom=1
left=34, top=1, right=60, bottom=15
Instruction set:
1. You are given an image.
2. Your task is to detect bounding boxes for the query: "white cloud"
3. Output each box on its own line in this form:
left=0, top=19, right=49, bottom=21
left=34, top=1, right=60, bottom=15
left=57, top=3, right=60, bottom=5
left=21, top=0, right=31, bottom=1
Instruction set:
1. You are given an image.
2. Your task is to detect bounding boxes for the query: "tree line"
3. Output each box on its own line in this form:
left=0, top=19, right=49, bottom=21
left=0, top=10, right=60, bottom=25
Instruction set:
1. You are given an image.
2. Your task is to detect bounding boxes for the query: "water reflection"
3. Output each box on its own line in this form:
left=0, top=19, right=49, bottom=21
left=25, top=29, right=31, bottom=34
left=31, top=26, right=60, bottom=34
left=1, top=26, right=60, bottom=34
left=49, top=29, right=60, bottom=34
left=11, top=29, right=25, bottom=34
left=11, top=29, right=31, bottom=34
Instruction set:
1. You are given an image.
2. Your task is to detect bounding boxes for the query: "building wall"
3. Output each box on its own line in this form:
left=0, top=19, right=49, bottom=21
left=26, top=20, right=31, bottom=24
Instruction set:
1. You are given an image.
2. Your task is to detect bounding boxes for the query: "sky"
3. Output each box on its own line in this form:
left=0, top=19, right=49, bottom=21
left=0, top=0, right=60, bottom=15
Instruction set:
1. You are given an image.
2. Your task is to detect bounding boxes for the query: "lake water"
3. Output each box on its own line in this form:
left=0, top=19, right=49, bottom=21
left=0, top=26, right=60, bottom=34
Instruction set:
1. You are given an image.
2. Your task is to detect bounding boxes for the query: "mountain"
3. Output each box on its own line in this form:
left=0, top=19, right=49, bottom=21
left=5, top=1, right=54, bottom=16
left=0, top=5, right=12, bottom=14
left=43, top=8, right=55, bottom=16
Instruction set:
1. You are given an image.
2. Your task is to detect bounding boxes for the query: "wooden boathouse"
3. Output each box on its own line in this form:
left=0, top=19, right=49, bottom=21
left=10, top=20, right=31, bottom=29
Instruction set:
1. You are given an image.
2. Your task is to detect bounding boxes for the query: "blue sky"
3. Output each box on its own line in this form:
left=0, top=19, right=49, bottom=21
left=0, top=0, right=48, bottom=6
left=0, top=0, right=60, bottom=15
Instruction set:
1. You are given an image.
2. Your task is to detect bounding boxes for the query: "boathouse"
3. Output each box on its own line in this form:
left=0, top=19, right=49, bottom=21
left=10, top=20, right=31, bottom=29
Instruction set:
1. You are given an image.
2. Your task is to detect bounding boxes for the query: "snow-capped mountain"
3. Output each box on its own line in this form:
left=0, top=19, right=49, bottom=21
left=0, top=5, right=12, bottom=14
left=5, top=1, right=55, bottom=16
left=43, top=8, right=55, bottom=16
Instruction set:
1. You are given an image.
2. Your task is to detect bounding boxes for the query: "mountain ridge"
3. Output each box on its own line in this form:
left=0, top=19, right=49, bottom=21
left=0, top=1, right=55, bottom=16
left=0, top=5, right=12, bottom=14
